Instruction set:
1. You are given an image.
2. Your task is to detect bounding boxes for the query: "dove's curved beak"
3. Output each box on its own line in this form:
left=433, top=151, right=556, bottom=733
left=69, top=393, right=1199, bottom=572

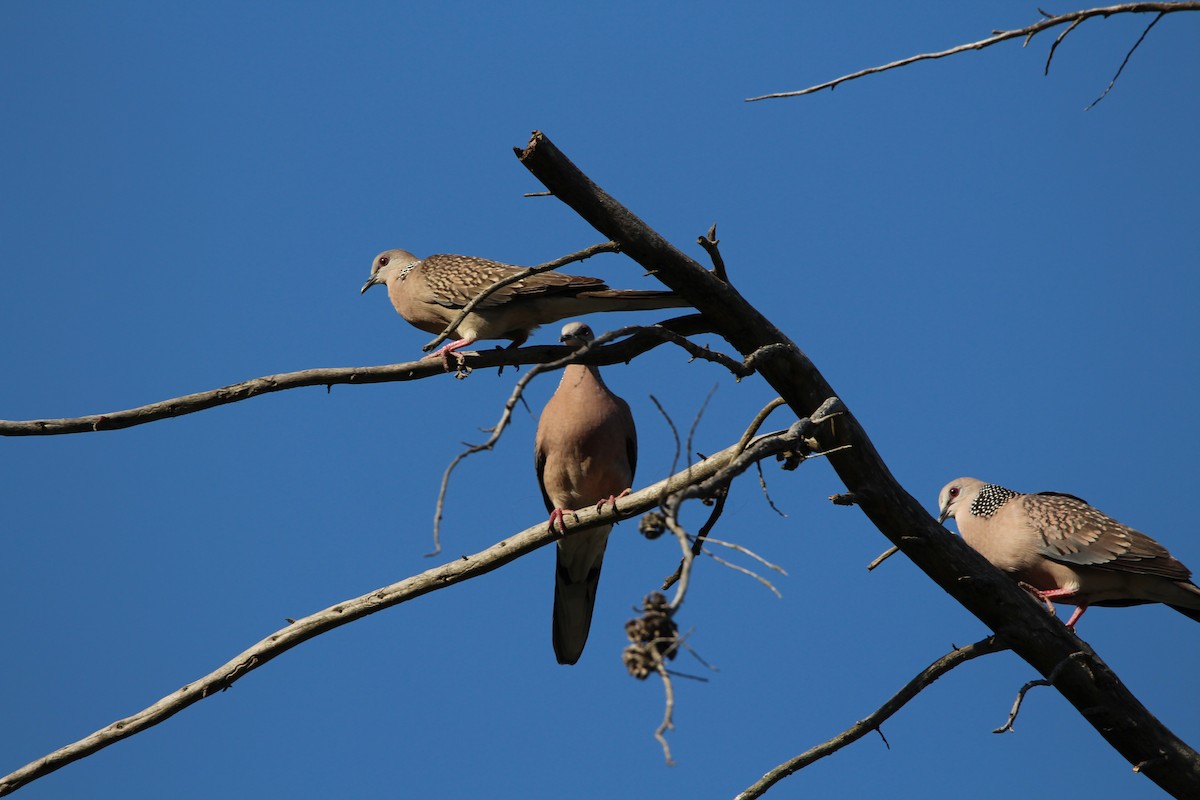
left=360, top=276, right=380, bottom=295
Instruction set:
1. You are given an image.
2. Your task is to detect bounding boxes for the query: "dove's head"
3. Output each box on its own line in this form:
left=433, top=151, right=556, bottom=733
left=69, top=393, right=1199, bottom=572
left=361, top=248, right=421, bottom=294
left=937, top=477, right=985, bottom=525
left=560, top=321, right=596, bottom=347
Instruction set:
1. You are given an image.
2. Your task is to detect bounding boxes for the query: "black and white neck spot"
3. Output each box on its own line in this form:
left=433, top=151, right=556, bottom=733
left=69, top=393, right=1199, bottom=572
left=969, top=484, right=1020, bottom=518
left=397, top=260, right=420, bottom=281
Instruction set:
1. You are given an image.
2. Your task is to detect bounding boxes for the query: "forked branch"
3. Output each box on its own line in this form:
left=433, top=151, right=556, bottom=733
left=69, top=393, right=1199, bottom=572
left=745, top=3, right=1198, bottom=103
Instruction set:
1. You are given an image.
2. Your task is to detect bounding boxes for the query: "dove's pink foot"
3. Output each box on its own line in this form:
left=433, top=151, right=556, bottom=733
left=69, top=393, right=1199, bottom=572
left=595, top=488, right=633, bottom=514
left=547, top=507, right=578, bottom=535
left=427, top=338, right=475, bottom=371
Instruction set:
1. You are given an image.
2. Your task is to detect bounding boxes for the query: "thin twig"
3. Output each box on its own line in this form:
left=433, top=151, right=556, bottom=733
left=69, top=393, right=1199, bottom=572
left=1085, top=10, right=1164, bottom=109
left=736, top=397, right=789, bottom=453
left=649, top=394, right=683, bottom=492
left=1045, top=17, right=1086, bottom=74
left=703, top=537, right=788, bottom=576
left=867, top=545, right=900, bottom=571
left=668, top=399, right=843, bottom=515
left=993, top=678, right=1053, bottom=735
left=736, top=637, right=1010, bottom=799
left=746, top=3, right=1199, bottom=102
left=755, top=461, right=788, bottom=518
left=684, top=384, right=719, bottom=471
left=741, top=397, right=790, bottom=517
left=696, top=223, right=730, bottom=284
left=677, top=638, right=718, bottom=674
left=663, top=501, right=698, bottom=611
left=994, top=651, right=1088, bottom=733
left=653, top=654, right=677, bottom=766
left=703, top=551, right=782, bottom=598
left=421, top=241, right=620, bottom=353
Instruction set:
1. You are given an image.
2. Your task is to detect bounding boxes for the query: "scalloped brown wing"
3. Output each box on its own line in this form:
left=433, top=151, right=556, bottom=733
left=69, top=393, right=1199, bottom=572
left=419, top=254, right=606, bottom=310
left=1023, top=492, right=1192, bottom=581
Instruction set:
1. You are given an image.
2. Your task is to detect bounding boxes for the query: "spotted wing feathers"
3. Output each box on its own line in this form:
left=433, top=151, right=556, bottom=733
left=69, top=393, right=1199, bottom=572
left=419, top=254, right=607, bottom=310
left=1023, top=493, right=1192, bottom=581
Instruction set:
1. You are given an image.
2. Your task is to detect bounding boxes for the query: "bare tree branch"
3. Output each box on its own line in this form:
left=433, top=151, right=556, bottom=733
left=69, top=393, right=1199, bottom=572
left=0, top=316, right=712, bottom=437
left=736, top=637, right=1009, bottom=800
left=0, top=427, right=792, bottom=797
left=745, top=3, right=1200, bottom=102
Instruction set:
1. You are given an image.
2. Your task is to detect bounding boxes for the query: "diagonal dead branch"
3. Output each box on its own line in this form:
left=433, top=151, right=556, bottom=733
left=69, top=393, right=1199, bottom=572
left=0, top=428, right=787, bottom=797
left=420, top=240, right=621, bottom=353
left=745, top=3, right=1200, bottom=102
left=0, top=316, right=713, bottom=436
left=517, top=130, right=1200, bottom=796
left=736, top=637, right=1009, bottom=800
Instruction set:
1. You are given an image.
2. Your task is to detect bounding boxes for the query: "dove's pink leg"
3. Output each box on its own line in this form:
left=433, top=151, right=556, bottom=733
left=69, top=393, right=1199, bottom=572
left=1037, top=588, right=1088, bottom=629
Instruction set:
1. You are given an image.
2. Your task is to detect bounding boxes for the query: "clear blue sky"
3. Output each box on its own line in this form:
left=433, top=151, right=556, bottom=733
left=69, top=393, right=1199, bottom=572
left=3, top=3, right=1198, bottom=798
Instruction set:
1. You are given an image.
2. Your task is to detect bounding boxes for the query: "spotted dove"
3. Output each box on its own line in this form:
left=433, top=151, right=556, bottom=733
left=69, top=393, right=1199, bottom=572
left=361, top=248, right=687, bottom=364
left=535, top=322, right=637, bottom=664
left=937, top=477, right=1200, bottom=628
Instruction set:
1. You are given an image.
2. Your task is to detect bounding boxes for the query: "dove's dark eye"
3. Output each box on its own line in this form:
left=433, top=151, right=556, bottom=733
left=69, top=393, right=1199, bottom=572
left=379, top=255, right=390, bottom=267
left=949, top=487, right=959, bottom=498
